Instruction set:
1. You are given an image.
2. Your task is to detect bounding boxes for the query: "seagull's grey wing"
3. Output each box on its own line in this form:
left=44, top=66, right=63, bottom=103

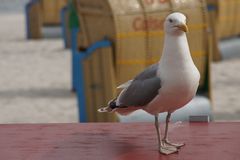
left=117, top=80, right=133, bottom=89
left=134, top=63, right=159, bottom=80
left=117, top=63, right=161, bottom=107
left=117, top=64, right=158, bottom=89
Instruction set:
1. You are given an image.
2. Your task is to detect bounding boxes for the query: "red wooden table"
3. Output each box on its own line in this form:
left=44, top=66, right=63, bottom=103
left=0, top=122, right=239, bottom=160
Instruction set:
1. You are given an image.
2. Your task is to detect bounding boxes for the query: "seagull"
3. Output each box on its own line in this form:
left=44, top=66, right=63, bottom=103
left=98, top=12, right=200, bottom=155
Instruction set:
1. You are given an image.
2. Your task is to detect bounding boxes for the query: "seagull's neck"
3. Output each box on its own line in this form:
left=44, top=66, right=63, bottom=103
left=160, top=33, right=193, bottom=67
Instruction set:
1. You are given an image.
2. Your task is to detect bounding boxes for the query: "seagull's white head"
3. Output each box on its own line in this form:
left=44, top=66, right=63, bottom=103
left=164, top=12, right=188, bottom=36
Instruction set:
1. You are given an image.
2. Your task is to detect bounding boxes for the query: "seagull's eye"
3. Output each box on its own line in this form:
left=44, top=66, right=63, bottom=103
left=169, top=19, right=173, bottom=23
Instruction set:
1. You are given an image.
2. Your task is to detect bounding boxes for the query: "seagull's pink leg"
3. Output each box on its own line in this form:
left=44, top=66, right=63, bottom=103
left=162, top=112, right=185, bottom=148
left=154, top=115, right=178, bottom=155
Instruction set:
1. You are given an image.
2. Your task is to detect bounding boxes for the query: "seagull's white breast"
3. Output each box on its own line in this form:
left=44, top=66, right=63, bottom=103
left=145, top=61, right=200, bottom=115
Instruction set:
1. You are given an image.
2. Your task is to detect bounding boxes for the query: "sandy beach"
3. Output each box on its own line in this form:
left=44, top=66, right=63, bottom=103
left=0, top=13, right=78, bottom=123
left=212, top=58, right=240, bottom=120
left=0, top=2, right=239, bottom=123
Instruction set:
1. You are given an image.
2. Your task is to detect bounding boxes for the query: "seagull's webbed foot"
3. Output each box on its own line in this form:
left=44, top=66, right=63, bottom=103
left=159, top=144, right=178, bottom=155
left=154, top=114, right=179, bottom=155
left=162, top=139, right=185, bottom=149
left=162, top=112, right=185, bottom=150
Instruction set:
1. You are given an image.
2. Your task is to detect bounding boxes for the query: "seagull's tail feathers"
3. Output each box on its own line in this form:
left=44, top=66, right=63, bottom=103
left=98, top=98, right=138, bottom=116
left=98, top=106, right=136, bottom=116
left=98, top=98, right=117, bottom=113
left=98, top=106, right=113, bottom=113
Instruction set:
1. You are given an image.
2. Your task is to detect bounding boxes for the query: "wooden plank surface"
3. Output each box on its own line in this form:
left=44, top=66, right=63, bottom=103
left=0, top=122, right=239, bottom=160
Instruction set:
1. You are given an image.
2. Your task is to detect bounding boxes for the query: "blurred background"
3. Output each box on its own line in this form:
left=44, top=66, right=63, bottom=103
left=0, top=0, right=239, bottom=123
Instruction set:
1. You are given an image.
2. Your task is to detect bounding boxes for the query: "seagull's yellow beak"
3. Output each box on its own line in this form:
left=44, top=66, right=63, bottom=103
left=176, top=24, right=188, bottom=33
